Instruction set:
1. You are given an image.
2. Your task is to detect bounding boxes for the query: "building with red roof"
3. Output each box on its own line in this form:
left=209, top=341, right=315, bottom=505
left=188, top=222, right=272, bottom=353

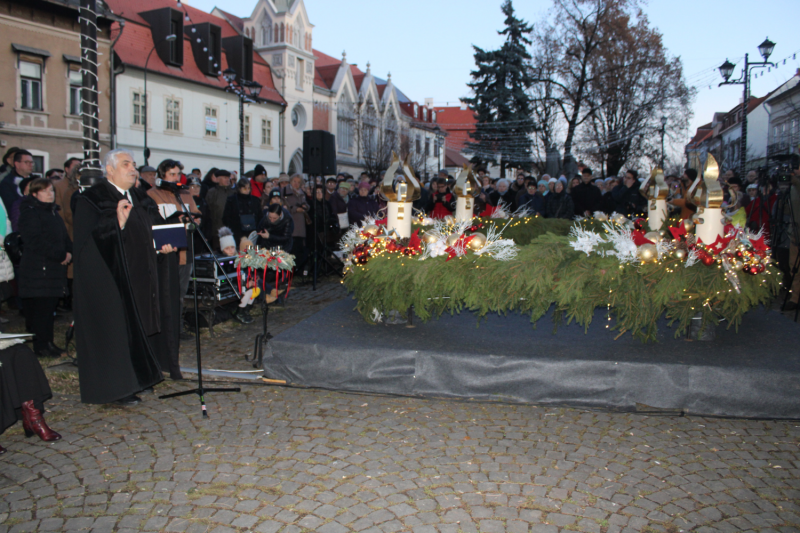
left=106, top=0, right=285, bottom=174
left=212, top=0, right=445, bottom=179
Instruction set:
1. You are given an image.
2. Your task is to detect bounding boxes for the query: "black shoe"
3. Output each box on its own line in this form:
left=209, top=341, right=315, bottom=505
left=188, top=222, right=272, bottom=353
left=46, top=342, right=67, bottom=357
left=232, top=308, right=254, bottom=324
left=114, top=395, right=142, bottom=406
left=784, top=301, right=798, bottom=311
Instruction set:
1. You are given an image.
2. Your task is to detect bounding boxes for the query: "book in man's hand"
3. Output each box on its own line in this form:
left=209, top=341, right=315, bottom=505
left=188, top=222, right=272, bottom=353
left=153, top=223, right=187, bottom=250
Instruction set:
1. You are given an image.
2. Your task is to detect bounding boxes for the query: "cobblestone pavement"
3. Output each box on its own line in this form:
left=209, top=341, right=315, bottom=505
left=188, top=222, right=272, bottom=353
left=1, top=279, right=799, bottom=533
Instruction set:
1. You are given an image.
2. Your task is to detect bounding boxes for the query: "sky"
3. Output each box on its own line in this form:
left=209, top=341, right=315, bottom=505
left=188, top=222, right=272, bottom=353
left=188, top=0, right=798, bottom=146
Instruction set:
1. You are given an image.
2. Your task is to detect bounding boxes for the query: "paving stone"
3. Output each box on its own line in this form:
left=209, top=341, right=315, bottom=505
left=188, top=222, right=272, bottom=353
left=0, top=279, right=797, bottom=533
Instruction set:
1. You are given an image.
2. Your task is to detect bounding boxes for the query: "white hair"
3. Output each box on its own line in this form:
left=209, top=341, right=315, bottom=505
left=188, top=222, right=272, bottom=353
left=496, top=178, right=510, bottom=189
left=104, top=149, right=134, bottom=171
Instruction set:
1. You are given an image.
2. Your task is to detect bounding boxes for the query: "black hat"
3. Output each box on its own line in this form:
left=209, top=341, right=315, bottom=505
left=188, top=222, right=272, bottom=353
left=2, top=147, right=21, bottom=164
left=326, top=177, right=337, bottom=183
left=19, top=176, right=37, bottom=195
left=253, top=164, right=266, bottom=176
left=215, top=169, right=231, bottom=177
left=268, top=188, right=282, bottom=199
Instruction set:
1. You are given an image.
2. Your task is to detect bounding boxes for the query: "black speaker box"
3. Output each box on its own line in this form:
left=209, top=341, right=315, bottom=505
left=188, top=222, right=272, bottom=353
left=303, top=130, right=336, bottom=176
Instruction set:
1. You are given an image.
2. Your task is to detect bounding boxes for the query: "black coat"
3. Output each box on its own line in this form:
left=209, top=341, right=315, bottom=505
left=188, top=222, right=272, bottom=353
left=73, top=181, right=167, bottom=404
left=222, top=193, right=262, bottom=245
left=0, top=171, right=23, bottom=214
left=571, top=181, right=603, bottom=216
left=18, top=196, right=71, bottom=299
left=546, top=191, right=575, bottom=219
left=256, top=207, right=294, bottom=251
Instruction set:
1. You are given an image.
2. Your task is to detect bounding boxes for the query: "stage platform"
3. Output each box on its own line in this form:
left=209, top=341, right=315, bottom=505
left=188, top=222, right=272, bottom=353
left=265, top=299, right=800, bottom=419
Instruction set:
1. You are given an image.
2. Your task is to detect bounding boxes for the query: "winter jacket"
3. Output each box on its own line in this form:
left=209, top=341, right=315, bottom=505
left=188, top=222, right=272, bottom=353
left=0, top=201, right=14, bottom=283
left=281, top=185, right=309, bottom=238
left=18, top=196, right=71, bottom=298
left=571, top=181, right=603, bottom=216
left=222, top=193, right=262, bottom=246
left=0, top=170, right=23, bottom=214
left=256, top=207, right=294, bottom=252
left=518, top=192, right=547, bottom=216
left=611, top=182, right=646, bottom=217
left=430, top=190, right=456, bottom=219
left=205, top=185, right=234, bottom=249
left=488, top=189, right=516, bottom=209
left=546, top=191, right=574, bottom=220
left=347, top=194, right=381, bottom=226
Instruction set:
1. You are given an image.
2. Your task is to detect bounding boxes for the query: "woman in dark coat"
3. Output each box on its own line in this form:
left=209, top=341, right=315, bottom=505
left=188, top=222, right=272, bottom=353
left=546, top=180, right=575, bottom=219
left=256, top=203, right=294, bottom=251
left=18, top=178, right=71, bottom=357
left=1, top=341, right=62, bottom=453
left=222, top=178, right=262, bottom=247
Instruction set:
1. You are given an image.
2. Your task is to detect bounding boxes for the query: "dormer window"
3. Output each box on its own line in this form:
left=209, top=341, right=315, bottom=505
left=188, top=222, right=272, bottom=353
left=413, top=103, right=418, bottom=118
left=185, top=22, right=222, bottom=76
left=423, top=108, right=428, bottom=121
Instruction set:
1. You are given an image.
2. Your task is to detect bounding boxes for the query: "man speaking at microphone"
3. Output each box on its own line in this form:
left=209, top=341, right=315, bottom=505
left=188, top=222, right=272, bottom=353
left=73, top=149, right=176, bottom=405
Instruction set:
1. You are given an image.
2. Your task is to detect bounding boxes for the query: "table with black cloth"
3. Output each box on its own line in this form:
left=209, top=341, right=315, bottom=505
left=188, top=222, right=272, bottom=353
left=0, top=342, right=52, bottom=436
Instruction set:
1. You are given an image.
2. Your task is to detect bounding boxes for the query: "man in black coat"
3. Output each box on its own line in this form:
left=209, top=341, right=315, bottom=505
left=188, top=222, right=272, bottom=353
left=73, top=149, right=176, bottom=405
left=571, top=167, right=603, bottom=217
left=0, top=149, right=34, bottom=213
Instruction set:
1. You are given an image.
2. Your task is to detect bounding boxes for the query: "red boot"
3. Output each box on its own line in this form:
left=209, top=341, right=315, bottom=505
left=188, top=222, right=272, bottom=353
left=21, top=401, right=61, bottom=442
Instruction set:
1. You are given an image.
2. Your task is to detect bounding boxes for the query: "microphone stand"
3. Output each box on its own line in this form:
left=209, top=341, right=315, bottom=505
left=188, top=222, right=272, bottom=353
left=158, top=186, right=241, bottom=417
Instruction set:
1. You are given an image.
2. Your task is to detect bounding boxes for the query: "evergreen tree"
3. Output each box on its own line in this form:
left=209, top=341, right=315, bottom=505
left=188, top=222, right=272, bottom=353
left=462, top=0, right=536, bottom=174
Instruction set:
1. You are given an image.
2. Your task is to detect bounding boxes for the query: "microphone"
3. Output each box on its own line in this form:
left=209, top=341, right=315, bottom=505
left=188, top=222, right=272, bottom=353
left=155, top=178, right=187, bottom=192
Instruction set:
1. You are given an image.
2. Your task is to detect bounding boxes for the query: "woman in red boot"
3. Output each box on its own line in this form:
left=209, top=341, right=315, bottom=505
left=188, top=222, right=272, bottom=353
left=0, top=340, right=61, bottom=454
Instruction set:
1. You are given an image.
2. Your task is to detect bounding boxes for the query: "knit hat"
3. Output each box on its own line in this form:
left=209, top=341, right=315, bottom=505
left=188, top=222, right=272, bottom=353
left=358, top=181, right=371, bottom=190
left=537, top=180, right=548, bottom=188
left=253, top=164, right=266, bottom=177
left=218, top=227, right=236, bottom=250
left=548, top=178, right=557, bottom=184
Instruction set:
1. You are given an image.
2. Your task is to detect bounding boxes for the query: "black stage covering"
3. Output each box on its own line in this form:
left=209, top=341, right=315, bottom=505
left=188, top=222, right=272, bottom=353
left=266, top=299, right=800, bottom=419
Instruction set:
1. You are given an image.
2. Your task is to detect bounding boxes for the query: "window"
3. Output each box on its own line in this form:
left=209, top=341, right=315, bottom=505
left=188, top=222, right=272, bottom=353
left=434, top=139, right=440, bottom=157
left=261, top=118, right=272, bottom=146
left=296, top=58, right=304, bottom=89
left=415, top=136, right=421, bottom=153
left=20, top=61, right=42, bottom=110
left=69, top=68, right=82, bottom=115
left=244, top=115, right=250, bottom=143
left=205, top=106, right=218, bottom=137
left=169, top=19, right=180, bottom=64
left=133, top=91, right=146, bottom=126
left=32, top=155, right=45, bottom=175
left=166, top=98, right=181, bottom=131
left=337, top=95, right=354, bottom=153
left=425, top=138, right=430, bottom=157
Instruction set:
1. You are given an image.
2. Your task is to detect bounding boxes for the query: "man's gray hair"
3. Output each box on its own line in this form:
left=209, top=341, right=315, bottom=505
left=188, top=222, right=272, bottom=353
left=104, top=149, right=134, bottom=171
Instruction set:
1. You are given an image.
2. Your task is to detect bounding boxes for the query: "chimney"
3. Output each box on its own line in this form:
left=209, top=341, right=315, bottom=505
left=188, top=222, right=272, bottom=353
left=424, top=98, right=433, bottom=108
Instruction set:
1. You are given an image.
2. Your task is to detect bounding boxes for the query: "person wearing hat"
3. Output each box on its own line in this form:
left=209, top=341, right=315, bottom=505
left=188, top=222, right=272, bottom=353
left=329, top=181, right=350, bottom=235
left=324, top=177, right=338, bottom=201
left=206, top=169, right=234, bottom=250
left=138, top=165, right=157, bottom=191
left=250, top=164, right=269, bottom=199
left=0, top=147, right=21, bottom=179
left=347, top=181, right=380, bottom=226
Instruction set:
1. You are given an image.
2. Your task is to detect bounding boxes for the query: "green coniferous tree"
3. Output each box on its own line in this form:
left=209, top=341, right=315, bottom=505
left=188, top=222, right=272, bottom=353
left=462, top=0, right=536, bottom=175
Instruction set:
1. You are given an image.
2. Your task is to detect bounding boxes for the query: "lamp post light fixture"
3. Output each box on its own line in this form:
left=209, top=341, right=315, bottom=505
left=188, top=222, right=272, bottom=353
left=718, top=37, right=776, bottom=176
left=143, top=33, right=177, bottom=166
left=659, top=116, right=667, bottom=170
left=223, top=68, right=262, bottom=178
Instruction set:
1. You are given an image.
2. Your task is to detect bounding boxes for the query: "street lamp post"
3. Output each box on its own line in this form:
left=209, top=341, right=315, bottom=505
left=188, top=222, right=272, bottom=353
left=718, top=37, right=776, bottom=176
left=223, top=68, right=262, bottom=178
left=143, top=34, right=177, bottom=166
left=659, top=116, right=667, bottom=170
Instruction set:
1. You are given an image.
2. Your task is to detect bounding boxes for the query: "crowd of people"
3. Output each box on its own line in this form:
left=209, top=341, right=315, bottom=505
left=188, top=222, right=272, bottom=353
left=0, top=143, right=799, bottom=451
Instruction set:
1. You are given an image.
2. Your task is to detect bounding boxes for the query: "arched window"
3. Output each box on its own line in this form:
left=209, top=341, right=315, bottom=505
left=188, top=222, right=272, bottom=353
left=294, top=25, right=301, bottom=48
left=337, top=93, right=355, bottom=154
left=280, top=23, right=284, bottom=43
left=275, top=24, right=279, bottom=42
left=260, top=12, right=273, bottom=46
